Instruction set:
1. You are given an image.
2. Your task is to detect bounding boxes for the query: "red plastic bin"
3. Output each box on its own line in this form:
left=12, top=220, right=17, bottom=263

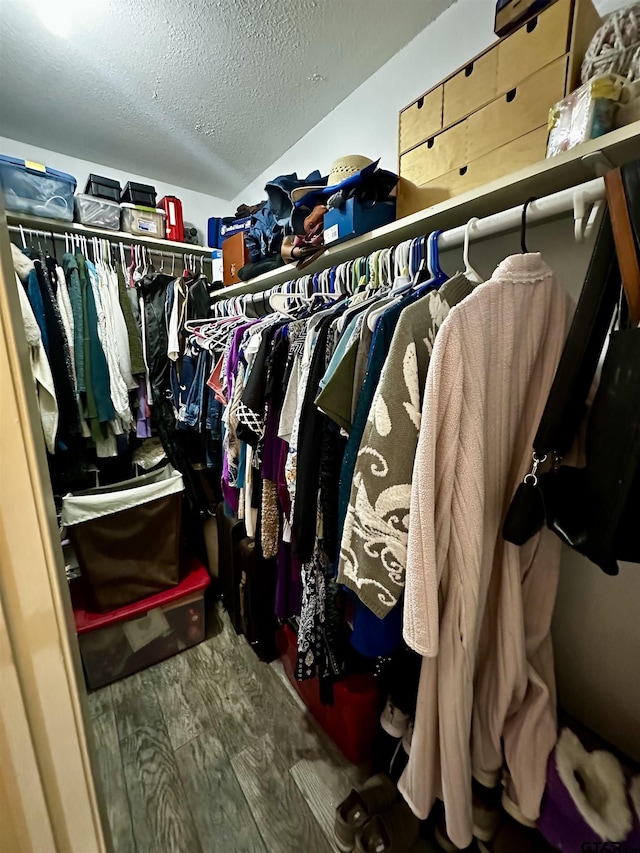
left=277, top=624, right=380, bottom=764
left=74, top=557, right=210, bottom=690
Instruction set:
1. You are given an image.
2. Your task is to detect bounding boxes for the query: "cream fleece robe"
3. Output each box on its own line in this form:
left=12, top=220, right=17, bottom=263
left=400, top=254, right=569, bottom=848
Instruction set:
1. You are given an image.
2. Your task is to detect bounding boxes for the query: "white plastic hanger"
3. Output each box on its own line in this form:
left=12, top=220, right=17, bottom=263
left=573, top=190, right=603, bottom=242
left=462, top=217, right=482, bottom=283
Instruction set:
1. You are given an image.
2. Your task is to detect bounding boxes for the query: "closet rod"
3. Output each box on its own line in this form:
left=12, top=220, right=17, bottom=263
left=438, top=177, right=605, bottom=250
left=6, top=224, right=212, bottom=263
left=5, top=212, right=213, bottom=255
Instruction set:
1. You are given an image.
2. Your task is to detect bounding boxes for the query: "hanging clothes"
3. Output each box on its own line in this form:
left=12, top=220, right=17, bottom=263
left=399, top=254, right=570, bottom=849
left=28, top=251, right=79, bottom=449
left=12, top=243, right=50, bottom=354
left=116, top=264, right=145, bottom=376
left=77, top=251, right=116, bottom=442
left=338, top=273, right=477, bottom=616
left=62, top=252, right=85, bottom=392
left=13, top=269, right=58, bottom=453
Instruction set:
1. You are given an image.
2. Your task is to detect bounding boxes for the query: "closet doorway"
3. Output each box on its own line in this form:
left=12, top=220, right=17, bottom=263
left=0, top=199, right=380, bottom=853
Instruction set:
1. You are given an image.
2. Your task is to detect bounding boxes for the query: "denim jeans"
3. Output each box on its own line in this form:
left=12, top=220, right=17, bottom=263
left=177, top=348, right=207, bottom=431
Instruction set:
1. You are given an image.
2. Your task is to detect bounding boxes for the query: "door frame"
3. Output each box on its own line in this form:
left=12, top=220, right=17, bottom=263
left=0, top=196, right=109, bottom=852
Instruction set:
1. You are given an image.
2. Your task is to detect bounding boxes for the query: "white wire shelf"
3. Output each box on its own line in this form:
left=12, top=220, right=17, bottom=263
left=5, top=211, right=213, bottom=254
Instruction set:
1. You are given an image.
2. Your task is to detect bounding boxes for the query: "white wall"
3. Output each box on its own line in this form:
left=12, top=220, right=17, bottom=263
left=232, top=0, right=625, bottom=206
left=233, top=0, right=499, bottom=205
left=0, top=136, right=233, bottom=239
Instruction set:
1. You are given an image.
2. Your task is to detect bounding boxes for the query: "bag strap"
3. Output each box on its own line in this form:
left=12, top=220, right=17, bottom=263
left=533, top=211, right=620, bottom=457
left=605, top=166, right=640, bottom=326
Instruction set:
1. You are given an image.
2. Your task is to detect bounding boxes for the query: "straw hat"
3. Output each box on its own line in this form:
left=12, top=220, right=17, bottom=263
left=290, top=155, right=378, bottom=206
left=327, top=154, right=375, bottom=186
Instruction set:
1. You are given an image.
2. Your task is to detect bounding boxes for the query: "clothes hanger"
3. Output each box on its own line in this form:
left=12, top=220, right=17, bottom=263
left=462, top=217, right=482, bottom=283
left=390, top=237, right=420, bottom=295
left=414, top=229, right=447, bottom=296
left=520, top=197, right=537, bottom=253
left=47, top=231, right=57, bottom=261
left=573, top=190, right=603, bottom=243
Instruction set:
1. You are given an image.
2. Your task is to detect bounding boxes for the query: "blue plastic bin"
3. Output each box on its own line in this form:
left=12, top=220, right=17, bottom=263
left=0, top=155, right=77, bottom=221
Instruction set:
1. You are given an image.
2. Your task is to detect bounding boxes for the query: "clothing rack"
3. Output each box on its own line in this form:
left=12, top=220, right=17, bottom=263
left=213, top=176, right=606, bottom=310
left=7, top=223, right=209, bottom=266
left=438, top=176, right=604, bottom=251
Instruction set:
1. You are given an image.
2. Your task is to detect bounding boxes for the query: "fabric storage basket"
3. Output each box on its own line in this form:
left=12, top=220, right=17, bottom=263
left=121, top=203, right=166, bottom=238
left=75, top=193, right=121, bottom=230
left=0, top=154, right=76, bottom=221
left=74, top=558, right=210, bottom=689
left=61, top=464, right=184, bottom=612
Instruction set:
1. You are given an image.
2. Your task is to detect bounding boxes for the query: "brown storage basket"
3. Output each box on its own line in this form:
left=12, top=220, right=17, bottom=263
left=62, top=465, right=184, bottom=612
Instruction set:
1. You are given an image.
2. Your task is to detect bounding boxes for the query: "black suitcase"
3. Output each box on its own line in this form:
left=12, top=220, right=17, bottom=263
left=234, top=534, right=278, bottom=662
left=215, top=504, right=245, bottom=633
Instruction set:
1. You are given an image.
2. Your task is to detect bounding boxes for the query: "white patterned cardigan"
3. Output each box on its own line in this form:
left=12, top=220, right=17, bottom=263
left=337, top=273, right=476, bottom=617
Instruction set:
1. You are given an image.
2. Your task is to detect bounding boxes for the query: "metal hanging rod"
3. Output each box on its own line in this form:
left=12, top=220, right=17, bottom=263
left=437, top=177, right=605, bottom=251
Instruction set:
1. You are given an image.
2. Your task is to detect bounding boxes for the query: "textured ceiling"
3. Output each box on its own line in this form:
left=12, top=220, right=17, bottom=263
left=0, top=0, right=455, bottom=200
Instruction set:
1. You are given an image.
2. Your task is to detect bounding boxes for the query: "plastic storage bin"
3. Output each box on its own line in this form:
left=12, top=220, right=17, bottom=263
left=61, top=465, right=183, bottom=611
left=0, top=154, right=76, bottom=221
left=277, top=623, right=380, bottom=764
left=74, top=559, right=210, bottom=690
left=121, top=203, right=166, bottom=238
left=122, top=181, right=157, bottom=207
left=75, top=193, right=121, bottom=230
left=323, top=198, right=396, bottom=246
left=84, top=173, right=121, bottom=203
left=158, top=195, right=184, bottom=242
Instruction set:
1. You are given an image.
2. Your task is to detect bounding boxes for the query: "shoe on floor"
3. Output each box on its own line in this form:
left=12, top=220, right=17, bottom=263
left=471, top=779, right=502, bottom=843
left=433, top=801, right=481, bottom=852
left=335, top=773, right=399, bottom=852
left=355, top=800, right=420, bottom=853
left=380, top=695, right=411, bottom=739
left=537, top=727, right=635, bottom=852
left=476, top=815, right=556, bottom=853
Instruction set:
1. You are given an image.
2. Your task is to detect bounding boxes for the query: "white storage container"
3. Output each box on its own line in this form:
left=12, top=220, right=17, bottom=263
left=121, top=203, right=166, bottom=238
left=75, top=193, right=121, bottom=230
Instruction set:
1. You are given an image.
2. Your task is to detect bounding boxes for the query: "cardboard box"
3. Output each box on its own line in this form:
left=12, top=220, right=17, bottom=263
left=222, top=231, right=249, bottom=285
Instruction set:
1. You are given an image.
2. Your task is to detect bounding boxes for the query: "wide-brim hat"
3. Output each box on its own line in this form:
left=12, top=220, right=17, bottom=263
left=290, top=155, right=380, bottom=208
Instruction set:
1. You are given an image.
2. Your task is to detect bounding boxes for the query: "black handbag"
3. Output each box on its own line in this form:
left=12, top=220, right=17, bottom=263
left=503, top=160, right=640, bottom=575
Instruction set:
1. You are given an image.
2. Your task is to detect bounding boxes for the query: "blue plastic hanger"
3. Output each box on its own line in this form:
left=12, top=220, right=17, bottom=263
left=414, top=230, right=447, bottom=296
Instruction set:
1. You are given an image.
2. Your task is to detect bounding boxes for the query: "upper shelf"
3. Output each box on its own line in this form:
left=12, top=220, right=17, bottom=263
left=216, top=120, right=640, bottom=299
left=5, top=211, right=213, bottom=254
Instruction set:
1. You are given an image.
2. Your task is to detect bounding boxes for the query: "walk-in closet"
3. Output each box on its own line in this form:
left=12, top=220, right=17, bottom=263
left=1, top=1, right=639, bottom=852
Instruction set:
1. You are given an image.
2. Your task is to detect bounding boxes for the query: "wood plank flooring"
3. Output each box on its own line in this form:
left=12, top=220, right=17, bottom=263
left=87, top=604, right=439, bottom=852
